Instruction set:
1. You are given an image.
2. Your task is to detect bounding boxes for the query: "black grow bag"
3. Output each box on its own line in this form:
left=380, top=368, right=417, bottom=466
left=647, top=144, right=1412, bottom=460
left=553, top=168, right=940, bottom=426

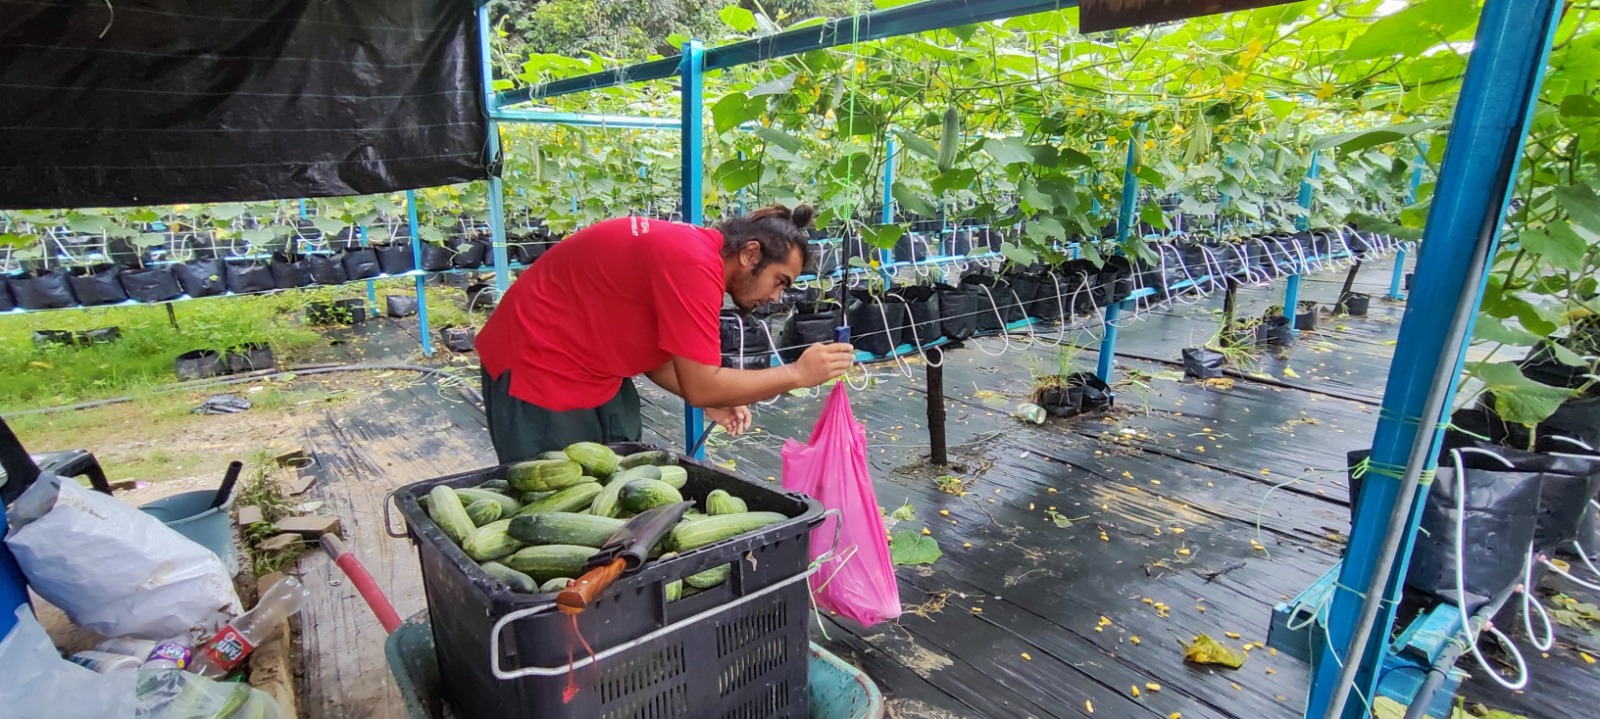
left=440, top=325, right=476, bottom=353
left=1336, top=292, right=1371, bottom=317
left=174, top=260, right=225, bottom=298
left=1263, top=315, right=1295, bottom=347
left=1294, top=301, right=1318, bottom=331
left=335, top=298, right=368, bottom=324
left=269, top=255, right=313, bottom=290
left=936, top=284, right=979, bottom=341
left=9, top=269, right=78, bottom=309
left=387, top=295, right=418, bottom=317
left=308, top=254, right=348, bottom=286
left=33, top=330, right=78, bottom=348
left=342, top=249, right=382, bottom=281
left=1402, top=447, right=1543, bottom=612
left=1447, top=407, right=1600, bottom=554
left=120, top=265, right=182, bottom=303
left=450, top=238, right=487, bottom=269
left=420, top=243, right=454, bottom=272
left=1032, top=372, right=1115, bottom=418
left=174, top=350, right=225, bottom=381
left=377, top=245, right=417, bottom=275
left=1005, top=271, right=1042, bottom=317
left=961, top=274, right=1022, bottom=333
left=79, top=327, right=120, bottom=345
left=846, top=292, right=908, bottom=358
left=465, top=283, right=497, bottom=310
left=778, top=305, right=840, bottom=364
left=944, top=229, right=973, bottom=257
left=896, top=286, right=941, bottom=346
left=1097, top=256, right=1136, bottom=306
left=224, top=343, right=275, bottom=373
left=1182, top=347, right=1224, bottom=379
left=1027, top=272, right=1070, bottom=323
left=0, top=280, right=13, bottom=312
left=225, top=262, right=275, bottom=295
left=720, top=310, right=772, bottom=370
left=329, top=227, right=363, bottom=253
left=68, top=265, right=128, bottom=306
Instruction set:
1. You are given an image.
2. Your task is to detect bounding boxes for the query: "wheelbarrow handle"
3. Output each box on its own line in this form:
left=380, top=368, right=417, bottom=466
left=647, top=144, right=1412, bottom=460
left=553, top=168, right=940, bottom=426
left=557, top=557, right=627, bottom=615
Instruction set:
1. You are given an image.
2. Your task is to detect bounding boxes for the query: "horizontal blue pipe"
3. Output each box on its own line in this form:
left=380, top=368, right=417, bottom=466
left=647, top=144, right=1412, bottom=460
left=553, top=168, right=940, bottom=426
left=498, top=0, right=1079, bottom=106
left=491, top=109, right=683, bottom=130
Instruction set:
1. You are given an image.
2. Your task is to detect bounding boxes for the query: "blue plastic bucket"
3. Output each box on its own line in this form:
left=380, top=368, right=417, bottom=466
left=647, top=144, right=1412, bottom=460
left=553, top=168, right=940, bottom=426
left=0, top=500, right=32, bottom=639
left=139, top=490, right=238, bottom=576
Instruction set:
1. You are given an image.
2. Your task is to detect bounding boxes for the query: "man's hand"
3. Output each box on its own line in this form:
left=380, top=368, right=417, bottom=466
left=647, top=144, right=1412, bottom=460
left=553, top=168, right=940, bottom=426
left=704, top=406, right=752, bottom=436
left=793, top=342, right=855, bottom=387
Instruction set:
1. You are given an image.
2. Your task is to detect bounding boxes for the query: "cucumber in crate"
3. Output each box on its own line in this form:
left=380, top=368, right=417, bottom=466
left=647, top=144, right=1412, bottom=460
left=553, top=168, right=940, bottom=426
left=394, top=441, right=824, bottom=719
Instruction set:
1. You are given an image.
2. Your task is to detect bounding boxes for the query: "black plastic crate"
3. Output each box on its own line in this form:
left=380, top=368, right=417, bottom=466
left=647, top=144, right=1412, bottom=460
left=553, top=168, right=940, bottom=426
left=392, top=443, right=823, bottom=719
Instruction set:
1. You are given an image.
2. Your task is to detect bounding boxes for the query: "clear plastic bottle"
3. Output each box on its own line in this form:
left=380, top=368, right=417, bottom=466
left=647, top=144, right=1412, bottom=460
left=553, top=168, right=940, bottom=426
left=190, top=576, right=309, bottom=678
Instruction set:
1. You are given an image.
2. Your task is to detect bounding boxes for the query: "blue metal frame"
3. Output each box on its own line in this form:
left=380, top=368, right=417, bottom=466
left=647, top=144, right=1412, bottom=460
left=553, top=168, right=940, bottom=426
left=1388, top=150, right=1426, bottom=301
left=406, top=190, right=435, bottom=356
left=1097, top=122, right=1143, bottom=383
left=1282, top=150, right=1319, bottom=336
left=1306, top=1, right=1563, bottom=717
left=478, top=5, right=511, bottom=293
left=497, top=0, right=1081, bottom=107
left=680, top=40, right=708, bottom=460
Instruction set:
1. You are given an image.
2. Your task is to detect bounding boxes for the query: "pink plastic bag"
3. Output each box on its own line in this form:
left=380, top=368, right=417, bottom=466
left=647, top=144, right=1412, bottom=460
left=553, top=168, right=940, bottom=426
left=781, top=383, right=900, bottom=627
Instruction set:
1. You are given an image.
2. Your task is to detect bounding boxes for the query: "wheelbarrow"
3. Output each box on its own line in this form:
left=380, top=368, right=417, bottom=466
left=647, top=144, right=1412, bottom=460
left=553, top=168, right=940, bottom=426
left=384, top=611, right=884, bottom=719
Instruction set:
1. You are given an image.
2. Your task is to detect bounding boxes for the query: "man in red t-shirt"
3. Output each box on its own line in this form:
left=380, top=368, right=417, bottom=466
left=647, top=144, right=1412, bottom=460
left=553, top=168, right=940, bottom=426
left=475, top=204, right=854, bottom=463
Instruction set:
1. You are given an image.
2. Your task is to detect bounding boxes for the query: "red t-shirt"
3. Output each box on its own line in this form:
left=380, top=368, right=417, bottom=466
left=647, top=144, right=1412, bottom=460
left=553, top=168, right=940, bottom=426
left=476, top=217, right=724, bottom=410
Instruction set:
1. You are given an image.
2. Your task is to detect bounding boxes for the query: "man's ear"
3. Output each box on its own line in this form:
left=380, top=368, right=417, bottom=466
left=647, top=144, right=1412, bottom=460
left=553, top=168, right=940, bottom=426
left=741, top=240, right=763, bottom=267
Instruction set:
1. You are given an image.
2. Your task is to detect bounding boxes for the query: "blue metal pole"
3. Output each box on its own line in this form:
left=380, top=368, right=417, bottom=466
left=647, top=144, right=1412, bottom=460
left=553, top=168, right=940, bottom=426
left=1114, top=123, right=1144, bottom=244
left=880, top=137, right=896, bottom=268
left=1097, top=122, right=1143, bottom=383
left=680, top=40, right=708, bottom=460
left=490, top=108, right=683, bottom=129
left=1283, top=150, right=1319, bottom=336
left=359, top=224, right=376, bottom=306
left=1095, top=302, right=1121, bottom=383
left=1388, top=151, right=1426, bottom=301
left=1307, top=2, right=1562, bottom=717
left=297, top=199, right=307, bottom=219
left=478, top=5, right=511, bottom=292
left=406, top=190, right=434, bottom=356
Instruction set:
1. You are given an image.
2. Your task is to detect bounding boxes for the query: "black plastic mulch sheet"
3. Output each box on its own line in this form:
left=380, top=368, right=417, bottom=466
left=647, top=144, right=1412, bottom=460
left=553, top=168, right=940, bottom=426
left=0, top=0, right=488, bottom=209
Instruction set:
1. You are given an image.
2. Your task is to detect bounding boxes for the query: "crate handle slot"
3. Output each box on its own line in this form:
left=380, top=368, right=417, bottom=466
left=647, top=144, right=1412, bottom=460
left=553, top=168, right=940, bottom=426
left=489, top=564, right=818, bottom=680
left=383, top=489, right=409, bottom=539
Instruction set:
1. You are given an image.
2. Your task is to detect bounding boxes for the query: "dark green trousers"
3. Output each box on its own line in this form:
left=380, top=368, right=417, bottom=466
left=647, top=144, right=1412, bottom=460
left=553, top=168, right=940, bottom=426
left=481, top=368, right=642, bottom=464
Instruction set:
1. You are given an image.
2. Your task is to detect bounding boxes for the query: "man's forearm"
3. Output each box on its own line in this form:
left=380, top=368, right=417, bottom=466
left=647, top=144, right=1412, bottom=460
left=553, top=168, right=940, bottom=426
left=673, top=362, right=805, bottom=408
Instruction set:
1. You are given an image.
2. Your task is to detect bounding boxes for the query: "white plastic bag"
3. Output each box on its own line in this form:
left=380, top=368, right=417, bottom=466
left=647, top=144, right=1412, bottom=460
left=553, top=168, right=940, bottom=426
left=5, top=473, right=241, bottom=639
left=0, top=605, right=140, bottom=718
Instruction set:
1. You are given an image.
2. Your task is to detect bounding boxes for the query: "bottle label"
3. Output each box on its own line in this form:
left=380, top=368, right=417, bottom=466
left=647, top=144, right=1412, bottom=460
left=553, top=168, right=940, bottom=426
left=147, top=642, right=192, bottom=670
left=201, top=626, right=254, bottom=671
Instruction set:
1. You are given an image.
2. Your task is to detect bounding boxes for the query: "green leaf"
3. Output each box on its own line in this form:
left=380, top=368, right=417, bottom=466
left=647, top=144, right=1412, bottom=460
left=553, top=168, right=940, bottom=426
left=1553, top=184, right=1600, bottom=235
left=860, top=223, right=907, bottom=251
left=1313, top=122, right=1444, bottom=152
left=1000, top=241, right=1038, bottom=267
left=719, top=6, right=757, bottom=33
left=1136, top=166, right=1165, bottom=187
left=1055, top=147, right=1094, bottom=168
left=241, top=228, right=275, bottom=245
left=982, top=137, right=1035, bottom=167
left=310, top=217, right=347, bottom=235
left=891, top=128, right=939, bottom=161
left=930, top=168, right=976, bottom=196
left=1019, top=178, right=1054, bottom=213
left=1344, top=0, right=1475, bottom=61
left=1472, top=319, right=1540, bottom=347
left=889, top=530, right=942, bottom=566
left=1560, top=94, right=1600, bottom=120
left=891, top=182, right=937, bottom=218
left=1139, top=203, right=1167, bottom=230
left=1025, top=217, right=1066, bottom=244
left=665, top=33, right=690, bottom=49
left=748, top=73, right=796, bottom=97
left=755, top=126, right=803, bottom=154
left=711, top=93, right=759, bottom=134
left=132, top=232, right=166, bottom=248
left=1521, top=224, right=1590, bottom=270
left=1467, top=362, right=1577, bottom=426
left=889, top=500, right=916, bottom=521
left=713, top=157, right=761, bottom=193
